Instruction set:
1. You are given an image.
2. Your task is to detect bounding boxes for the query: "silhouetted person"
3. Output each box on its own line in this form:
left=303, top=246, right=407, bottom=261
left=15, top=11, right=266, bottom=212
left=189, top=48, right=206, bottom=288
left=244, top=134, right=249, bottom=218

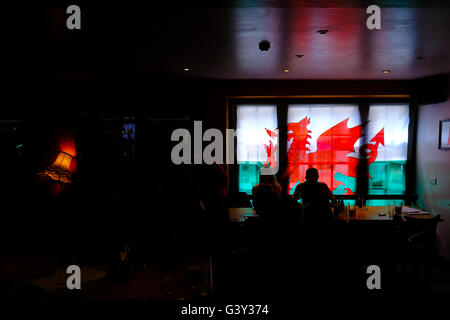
left=195, top=163, right=229, bottom=289
left=292, top=168, right=338, bottom=291
left=252, top=169, right=281, bottom=213
left=293, top=168, right=335, bottom=228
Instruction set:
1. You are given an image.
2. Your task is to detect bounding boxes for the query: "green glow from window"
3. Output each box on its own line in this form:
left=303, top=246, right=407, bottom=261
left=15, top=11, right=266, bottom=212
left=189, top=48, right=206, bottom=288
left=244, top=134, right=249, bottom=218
left=238, top=161, right=265, bottom=195
left=333, top=172, right=357, bottom=195
left=368, top=161, right=406, bottom=195
left=366, top=199, right=405, bottom=206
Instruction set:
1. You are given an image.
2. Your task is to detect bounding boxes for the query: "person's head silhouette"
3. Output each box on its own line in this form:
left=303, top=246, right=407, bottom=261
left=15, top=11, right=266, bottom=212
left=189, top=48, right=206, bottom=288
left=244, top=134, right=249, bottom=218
left=305, top=168, right=319, bottom=183
left=259, top=171, right=276, bottom=186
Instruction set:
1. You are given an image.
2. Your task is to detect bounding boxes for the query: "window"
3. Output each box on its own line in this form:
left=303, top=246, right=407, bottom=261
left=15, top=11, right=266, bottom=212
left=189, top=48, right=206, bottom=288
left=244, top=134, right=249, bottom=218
left=366, top=104, right=409, bottom=205
left=235, top=103, right=411, bottom=203
left=287, top=104, right=361, bottom=195
left=236, top=105, right=277, bottom=194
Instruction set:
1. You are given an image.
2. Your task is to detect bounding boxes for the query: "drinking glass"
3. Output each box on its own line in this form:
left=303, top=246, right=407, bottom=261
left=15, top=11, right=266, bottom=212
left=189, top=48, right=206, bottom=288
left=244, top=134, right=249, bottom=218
left=388, top=204, right=394, bottom=218
left=395, top=201, right=403, bottom=215
left=349, top=206, right=356, bottom=219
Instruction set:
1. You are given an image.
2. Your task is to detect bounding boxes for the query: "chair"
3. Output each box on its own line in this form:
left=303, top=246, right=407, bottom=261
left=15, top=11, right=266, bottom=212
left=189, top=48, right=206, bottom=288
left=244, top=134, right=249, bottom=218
left=401, top=215, right=442, bottom=286
left=274, top=198, right=302, bottom=231
left=228, top=192, right=252, bottom=208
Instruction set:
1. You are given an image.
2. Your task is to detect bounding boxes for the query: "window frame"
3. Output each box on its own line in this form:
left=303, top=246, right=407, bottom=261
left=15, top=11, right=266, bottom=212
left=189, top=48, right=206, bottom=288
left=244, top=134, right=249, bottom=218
left=228, top=96, right=417, bottom=204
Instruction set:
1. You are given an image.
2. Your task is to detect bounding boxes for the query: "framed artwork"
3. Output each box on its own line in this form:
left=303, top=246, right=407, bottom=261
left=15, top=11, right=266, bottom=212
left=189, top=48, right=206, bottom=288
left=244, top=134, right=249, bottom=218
left=439, top=119, right=450, bottom=150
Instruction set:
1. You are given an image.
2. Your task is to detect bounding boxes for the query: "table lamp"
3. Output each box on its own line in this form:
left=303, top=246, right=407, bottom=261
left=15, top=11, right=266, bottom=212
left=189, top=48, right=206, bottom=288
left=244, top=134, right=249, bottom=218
left=43, top=151, right=73, bottom=183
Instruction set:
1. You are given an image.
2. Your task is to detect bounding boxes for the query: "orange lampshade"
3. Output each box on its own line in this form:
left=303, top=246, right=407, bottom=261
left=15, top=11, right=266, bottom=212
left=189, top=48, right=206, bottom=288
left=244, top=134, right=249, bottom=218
left=44, top=151, right=73, bottom=183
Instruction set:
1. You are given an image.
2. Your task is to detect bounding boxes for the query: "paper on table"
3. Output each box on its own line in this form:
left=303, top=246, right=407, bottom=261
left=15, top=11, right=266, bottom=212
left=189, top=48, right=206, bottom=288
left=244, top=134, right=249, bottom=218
left=401, top=207, right=431, bottom=215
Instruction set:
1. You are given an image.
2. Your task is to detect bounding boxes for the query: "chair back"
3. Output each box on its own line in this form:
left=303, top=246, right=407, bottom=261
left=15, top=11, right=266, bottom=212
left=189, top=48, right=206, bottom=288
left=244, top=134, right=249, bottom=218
left=403, top=214, right=441, bottom=235
left=228, top=191, right=252, bottom=208
left=404, top=214, right=441, bottom=262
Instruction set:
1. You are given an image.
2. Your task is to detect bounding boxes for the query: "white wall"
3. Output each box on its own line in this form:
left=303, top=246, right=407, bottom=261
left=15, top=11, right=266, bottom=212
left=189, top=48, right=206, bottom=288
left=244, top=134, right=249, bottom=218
left=416, top=80, right=450, bottom=261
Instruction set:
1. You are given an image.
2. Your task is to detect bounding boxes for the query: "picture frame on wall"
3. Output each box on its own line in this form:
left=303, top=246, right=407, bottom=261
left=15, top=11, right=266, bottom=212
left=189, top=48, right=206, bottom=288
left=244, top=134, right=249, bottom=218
left=439, top=119, right=450, bottom=149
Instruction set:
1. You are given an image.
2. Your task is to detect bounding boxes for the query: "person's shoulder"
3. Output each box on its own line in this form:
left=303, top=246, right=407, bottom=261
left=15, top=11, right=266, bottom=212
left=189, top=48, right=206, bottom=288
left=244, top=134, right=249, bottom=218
left=274, top=182, right=282, bottom=193
left=294, top=182, right=305, bottom=191
left=318, top=182, right=332, bottom=190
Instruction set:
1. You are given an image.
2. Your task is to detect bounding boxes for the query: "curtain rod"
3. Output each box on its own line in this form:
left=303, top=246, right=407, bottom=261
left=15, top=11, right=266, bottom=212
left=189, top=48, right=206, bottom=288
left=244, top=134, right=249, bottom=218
left=227, top=94, right=410, bottom=99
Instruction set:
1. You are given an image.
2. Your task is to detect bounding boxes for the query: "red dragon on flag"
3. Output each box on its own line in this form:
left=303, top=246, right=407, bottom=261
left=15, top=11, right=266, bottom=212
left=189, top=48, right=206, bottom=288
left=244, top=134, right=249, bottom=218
left=264, top=117, right=385, bottom=195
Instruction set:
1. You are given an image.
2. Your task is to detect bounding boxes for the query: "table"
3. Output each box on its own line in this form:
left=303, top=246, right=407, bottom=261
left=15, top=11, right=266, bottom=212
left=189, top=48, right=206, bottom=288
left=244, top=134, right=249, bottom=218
left=228, top=207, right=258, bottom=222
left=229, top=206, right=434, bottom=223
left=337, top=205, right=435, bottom=222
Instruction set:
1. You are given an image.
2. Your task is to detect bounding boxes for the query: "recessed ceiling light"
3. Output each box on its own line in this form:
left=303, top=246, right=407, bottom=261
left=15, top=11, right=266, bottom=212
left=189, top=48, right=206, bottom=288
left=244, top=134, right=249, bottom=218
left=184, top=67, right=190, bottom=71
left=317, top=29, right=328, bottom=34
left=283, top=68, right=291, bottom=73
left=382, top=70, right=391, bottom=74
